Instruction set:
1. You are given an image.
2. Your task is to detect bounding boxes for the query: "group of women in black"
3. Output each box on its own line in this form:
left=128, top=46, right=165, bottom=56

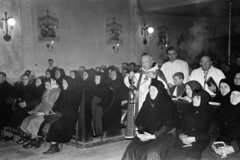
left=0, top=66, right=128, bottom=155
left=1, top=65, right=240, bottom=159
left=122, top=71, right=240, bottom=160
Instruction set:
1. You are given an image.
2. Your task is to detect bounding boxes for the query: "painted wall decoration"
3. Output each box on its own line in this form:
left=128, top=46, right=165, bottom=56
left=157, top=24, right=169, bottom=46
left=38, top=10, right=60, bottom=42
left=106, top=17, right=122, bottom=44
left=0, top=0, right=23, bottom=75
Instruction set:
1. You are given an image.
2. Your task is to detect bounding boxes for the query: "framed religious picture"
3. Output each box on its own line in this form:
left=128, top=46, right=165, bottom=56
left=106, top=17, right=122, bottom=44
left=38, top=10, right=60, bottom=42
left=157, top=25, right=169, bottom=45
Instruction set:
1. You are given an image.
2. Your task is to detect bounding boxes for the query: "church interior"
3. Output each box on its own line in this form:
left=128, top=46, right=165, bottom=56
left=0, top=0, right=240, bottom=160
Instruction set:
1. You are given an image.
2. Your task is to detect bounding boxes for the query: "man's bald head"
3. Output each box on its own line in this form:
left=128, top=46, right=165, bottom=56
left=200, top=55, right=212, bottom=71
left=141, top=53, right=153, bottom=70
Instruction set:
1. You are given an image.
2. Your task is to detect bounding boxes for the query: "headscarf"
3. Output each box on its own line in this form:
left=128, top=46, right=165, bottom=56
left=219, top=78, right=232, bottom=89
left=18, top=74, right=35, bottom=101
left=93, top=72, right=112, bottom=110
left=51, top=76, right=81, bottom=123
left=35, top=76, right=46, bottom=101
left=148, top=85, right=160, bottom=106
left=230, top=84, right=240, bottom=98
left=198, top=90, right=210, bottom=108
left=185, top=80, right=202, bottom=94
left=45, top=70, right=51, bottom=78
left=88, top=68, right=96, bottom=78
left=55, top=68, right=66, bottom=89
left=109, top=69, right=123, bottom=89
left=191, top=89, right=210, bottom=113
left=83, top=70, right=90, bottom=81
left=136, top=77, right=179, bottom=134
left=77, top=70, right=95, bottom=92
left=95, top=72, right=107, bottom=87
left=50, top=78, right=59, bottom=89
left=71, top=70, right=83, bottom=86
left=213, top=78, right=232, bottom=103
left=61, top=76, right=77, bottom=99
left=24, top=70, right=36, bottom=84
left=63, top=76, right=74, bottom=91
left=214, top=84, right=240, bottom=123
left=233, top=72, right=240, bottom=87
left=37, top=76, right=46, bottom=84
left=213, top=85, right=240, bottom=144
left=93, top=72, right=109, bottom=98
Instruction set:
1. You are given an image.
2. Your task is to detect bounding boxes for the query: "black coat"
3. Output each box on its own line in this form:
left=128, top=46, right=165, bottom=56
left=213, top=99, right=240, bottom=152
left=0, top=81, right=13, bottom=128
left=136, top=77, right=179, bottom=136
left=211, top=78, right=232, bottom=104
left=7, top=84, right=44, bottom=129
left=46, top=76, right=81, bottom=143
left=77, top=77, right=94, bottom=92
left=176, top=90, right=213, bottom=142
left=165, top=90, right=214, bottom=160
left=102, top=82, right=122, bottom=136
left=0, top=81, right=13, bottom=107
left=122, top=78, right=179, bottom=160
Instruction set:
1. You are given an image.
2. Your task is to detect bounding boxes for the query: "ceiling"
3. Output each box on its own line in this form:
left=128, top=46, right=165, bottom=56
left=139, top=0, right=240, bottom=17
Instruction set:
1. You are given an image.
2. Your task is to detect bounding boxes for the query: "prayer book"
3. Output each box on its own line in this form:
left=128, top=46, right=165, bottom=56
left=206, top=77, right=217, bottom=87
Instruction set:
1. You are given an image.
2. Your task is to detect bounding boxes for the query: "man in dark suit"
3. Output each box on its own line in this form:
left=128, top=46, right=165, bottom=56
left=170, top=72, right=185, bottom=98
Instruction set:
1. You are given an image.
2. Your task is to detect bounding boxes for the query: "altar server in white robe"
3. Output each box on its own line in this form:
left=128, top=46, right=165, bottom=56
left=161, top=46, right=189, bottom=88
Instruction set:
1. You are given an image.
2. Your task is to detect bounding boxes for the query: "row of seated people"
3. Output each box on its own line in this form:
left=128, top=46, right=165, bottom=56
left=168, top=70, right=240, bottom=104
left=122, top=77, right=240, bottom=160
left=0, top=66, right=128, bottom=155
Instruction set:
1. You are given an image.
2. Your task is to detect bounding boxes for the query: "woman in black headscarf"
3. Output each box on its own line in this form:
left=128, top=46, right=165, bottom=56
left=42, top=76, right=81, bottom=155
left=212, top=78, right=232, bottom=104
left=102, top=69, right=124, bottom=137
left=109, top=69, right=123, bottom=89
left=122, top=77, right=179, bottom=160
left=201, top=86, right=240, bottom=160
left=70, top=70, right=83, bottom=87
left=165, top=89, right=214, bottom=160
left=182, top=81, right=202, bottom=103
left=77, top=70, right=95, bottom=92
left=0, top=74, right=38, bottom=141
left=92, top=72, right=112, bottom=136
left=55, top=68, right=66, bottom=89
left=34, top=76, right=46, bottom=101
left=7, top=76, right=46, bottom=143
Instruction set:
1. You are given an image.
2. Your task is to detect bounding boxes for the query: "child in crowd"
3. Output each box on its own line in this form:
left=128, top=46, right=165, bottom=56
left=170, top=72, right=186, bottom=98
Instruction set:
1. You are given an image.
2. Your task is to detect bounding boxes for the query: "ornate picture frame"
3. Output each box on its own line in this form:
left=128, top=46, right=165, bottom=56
left=157, top=25, right=169, bottom=45
left=38, top=10, right=60, bottom=42
left=106, top=17, right=122, bottom=44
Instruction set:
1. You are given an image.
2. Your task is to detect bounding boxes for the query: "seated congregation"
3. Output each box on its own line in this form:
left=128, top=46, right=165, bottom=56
left=121, top=52, right=240, bottom=160
left=1, top=52, right=240, bottom=160
left=122, top=77, right=240, bottom=160
left=0, top=63, right=128, bottom=155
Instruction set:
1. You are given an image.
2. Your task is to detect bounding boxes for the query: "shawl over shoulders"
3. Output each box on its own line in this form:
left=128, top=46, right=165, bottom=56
left=136, top=77, right=179, bottom=137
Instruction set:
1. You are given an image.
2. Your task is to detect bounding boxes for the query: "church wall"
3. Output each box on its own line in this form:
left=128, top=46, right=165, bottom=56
left=1, top=0, right=240, bottom=83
